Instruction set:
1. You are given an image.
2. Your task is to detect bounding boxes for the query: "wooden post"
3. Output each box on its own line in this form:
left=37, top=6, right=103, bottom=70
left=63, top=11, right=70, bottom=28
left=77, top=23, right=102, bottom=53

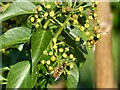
left=95, top=1, right=116, bottom=88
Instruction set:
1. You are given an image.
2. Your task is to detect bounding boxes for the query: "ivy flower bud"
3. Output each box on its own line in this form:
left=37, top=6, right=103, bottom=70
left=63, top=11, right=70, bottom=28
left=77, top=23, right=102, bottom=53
left=88, top=16, right=93, bottom=20
left=90, top=40, right=95, bottom=45
left=94, top=26, right=98, bottom=31
left=97, top=34, right=101, bottom=39
left=53, top=38, right=57, bottom=43
left=30, top=17, right=35, bottom=22
left=78, top=6, right=84, bottom=12
left=73, top=19, right=79, bottom=25
left=41, top=60, right=45, bottom=64
left=46, top=60, right=50, bottom=65
left=70, top=63, right=74, bottom=69
left=85, top=31, right=90, bottom=36
left=80, top=26, right=85, bottom=31
left=94, top=13, right=97, bottom=17
left=84, top=23, right=90, bottom=28
left=50, top=55, right=56, bottom=61
left=49, top=11, right=55, bottom=17
left=35, top=23, right=39, bottom=28
left=75, top=36, right=80, bottom=42
left=45, top=4, right=51, bottom=9
left=69, top=54, right=74, bottom=59
left=37, top=6, right=42, bottom=11
left=65, top=47, right=69, bottom=51
left=62, top=53, right=67, bottom=58
left=37, top=19, right=41, bottom=23
left=89, top=36, right=94, bottom=40
left=72, top=14, right=78, bottom=20
left=44, top=12, right=48, bottom=17
left=35, top=14, right=38, bottom=18
left=66, top=70, right=70, bottom=75
left=59, top=48, right=64, bottom=52
left=86, top=19, right=89, bottom=23
left=73, top=57, right=76, bottom=61
left=49, top=51, right=53, bottom=56
left=43, top=50, right=47, bottom=55
left=95, top=1, right=99, bottom=5
left=97, top=20, right=100, bottom=23
left=48, top=66, right=53, bottom=70
left=80, top=14, right=83, bottom=17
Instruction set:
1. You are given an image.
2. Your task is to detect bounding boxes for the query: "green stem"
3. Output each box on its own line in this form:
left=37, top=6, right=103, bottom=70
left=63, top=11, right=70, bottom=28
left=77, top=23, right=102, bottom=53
left=52, top=17, right=63, bottom=26
left=2, top=82, right=7, bottom=85
left=43, top=19, right=50, bottom=29
left=45, top=14, right=71, bottom=51
left=54, top=14, right=71, bottom=39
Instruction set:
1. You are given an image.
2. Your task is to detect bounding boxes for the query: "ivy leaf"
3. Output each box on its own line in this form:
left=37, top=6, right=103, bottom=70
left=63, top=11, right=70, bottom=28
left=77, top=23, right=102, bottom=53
left=31, top=29, right=51, bottom=71
left=66, top=25, right=88, bottom=54
left=0, top=27, right=31, bottom=49
left=66, top=64, right=79, bottom=88
left=0, top=0, right=36, bottom=22
left=6, top=60, right=38, bottom=88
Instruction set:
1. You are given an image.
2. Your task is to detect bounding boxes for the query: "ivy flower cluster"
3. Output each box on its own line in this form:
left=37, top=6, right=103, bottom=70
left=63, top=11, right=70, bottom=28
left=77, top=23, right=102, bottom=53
left=32, top=1, right=101, bottom=81
left=41, top=38, right=76, bottom=80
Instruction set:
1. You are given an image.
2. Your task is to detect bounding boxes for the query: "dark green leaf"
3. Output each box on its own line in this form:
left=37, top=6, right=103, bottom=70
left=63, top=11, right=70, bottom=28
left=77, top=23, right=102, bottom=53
left=31, top=29, right=51, bottom=71
left=6, top=60, right=38, bottom=88
left=66, top=64, right=79, bottom=88
left=0, top=27, right=31, bottom=49
left=0, top=0, right=36, bottom=22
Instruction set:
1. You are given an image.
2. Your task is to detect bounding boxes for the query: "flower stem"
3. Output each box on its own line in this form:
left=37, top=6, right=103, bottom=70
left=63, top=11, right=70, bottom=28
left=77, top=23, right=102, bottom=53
left=54, top=14, right=71, bottom=39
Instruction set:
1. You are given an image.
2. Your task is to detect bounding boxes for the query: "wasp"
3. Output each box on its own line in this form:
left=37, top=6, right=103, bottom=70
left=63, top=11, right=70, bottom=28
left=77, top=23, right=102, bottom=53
left=51, top=62, right=66, bottom=81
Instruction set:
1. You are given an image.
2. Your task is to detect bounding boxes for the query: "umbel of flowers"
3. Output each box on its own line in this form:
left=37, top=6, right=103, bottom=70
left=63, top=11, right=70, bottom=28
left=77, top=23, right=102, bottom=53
left=28, top=1, right=100, bottom=81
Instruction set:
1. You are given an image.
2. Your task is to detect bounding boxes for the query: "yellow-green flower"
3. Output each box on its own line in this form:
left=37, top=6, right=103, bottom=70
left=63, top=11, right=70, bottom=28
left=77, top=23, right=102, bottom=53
left=97, top=34, right=101, bottom=39
left=49, top=51, right=53, bottom=56
left=89, top=36, right=94, bottom=40
left=53, top=38, right=57, bottom=43
left=85, top=31, right=90, bottom=36
left=35, top=14, right=38, bottom=18
left=94, top=13, right=97, bottom=17
left=37, top=19, right=41, bottom=23
left=41, top=60, right=45, bottom=64
left=79, top=14, right=83, bottom=17
left=95, top=1, right=99, bottom=5
left=44, top=12, right=48, bottom=17
left=69, top=54, right=74, bottom=59
left=35, top=23, right=39, bottom=28
left=73, top=19, right=79, bottom=25
left=47, top=60, right=50, bottom=65
left=70, top=63, right=74, bottom=69
left=84, top=23, right=90, bottom=28
left=88, top=16, right=93, bottom=20
left=75, top=36, right=80, bottom=42
left=80, top=26, right=85, bottom=31
left=59, top=48, right=64, bottom=52
left=48, top=66, right=53, bottom=70
left=49, top=11, right=55, bottom=17
left=72, top=14, right=78, bottom=20
left=30, top=17, right=35, bottom=22
left=37, top=6, right=42, bottom=11
left=62, top=53, right=67, bottom=58
left=45, top=4, right=51, bottom=9
left=66, top=70, right=70, bottom=75
left=65, top=47, right=69, bottom=51
left=90, top=40, right=95, bottom=45
left=50, top=55, right=56, bottom=61
left=78, top=6, right=84, bottom=12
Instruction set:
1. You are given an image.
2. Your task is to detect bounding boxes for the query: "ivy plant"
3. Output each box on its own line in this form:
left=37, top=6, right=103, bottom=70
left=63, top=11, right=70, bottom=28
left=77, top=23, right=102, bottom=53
left=0, top=0, right=100, bottom=89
